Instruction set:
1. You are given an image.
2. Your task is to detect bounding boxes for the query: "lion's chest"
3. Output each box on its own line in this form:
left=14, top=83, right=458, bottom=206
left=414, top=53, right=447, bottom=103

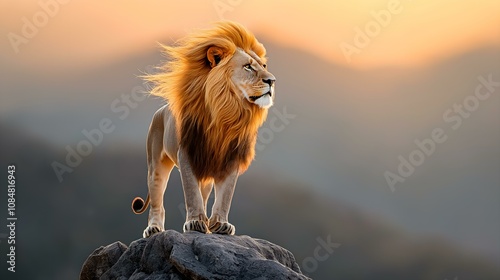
left=180, top=118, right=254, bottom=181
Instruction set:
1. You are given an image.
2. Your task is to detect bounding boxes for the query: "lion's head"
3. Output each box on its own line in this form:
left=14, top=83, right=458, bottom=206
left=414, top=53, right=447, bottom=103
left=146, top=21, right=275, bottom=180
left=148, top=21, right=276, bottom=112
left=205, top=42, right=276, bottom=110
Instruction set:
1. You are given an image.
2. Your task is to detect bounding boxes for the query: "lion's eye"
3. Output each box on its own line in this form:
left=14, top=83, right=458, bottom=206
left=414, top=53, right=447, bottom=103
left=243, top=64, right=254, bottom=72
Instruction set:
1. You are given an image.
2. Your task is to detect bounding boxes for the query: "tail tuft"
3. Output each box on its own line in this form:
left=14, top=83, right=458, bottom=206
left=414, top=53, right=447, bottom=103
left=132, top=197, right=145, bottom=214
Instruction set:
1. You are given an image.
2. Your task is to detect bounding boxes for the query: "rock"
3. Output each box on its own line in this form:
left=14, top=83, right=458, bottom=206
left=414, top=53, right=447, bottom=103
left=80, top=230, right=311, bottom=280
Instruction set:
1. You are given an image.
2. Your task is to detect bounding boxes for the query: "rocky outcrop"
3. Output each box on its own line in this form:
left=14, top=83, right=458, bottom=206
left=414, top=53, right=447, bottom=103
left=80, top=230, right=310, bottom=280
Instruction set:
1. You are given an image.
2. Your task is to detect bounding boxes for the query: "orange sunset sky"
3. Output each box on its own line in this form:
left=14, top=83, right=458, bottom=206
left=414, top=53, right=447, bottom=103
left=1, top=0, right=499, bottom=72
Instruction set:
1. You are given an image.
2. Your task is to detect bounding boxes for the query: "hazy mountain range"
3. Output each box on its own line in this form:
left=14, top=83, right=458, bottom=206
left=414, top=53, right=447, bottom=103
left=1, top=38, right=499, bottom=279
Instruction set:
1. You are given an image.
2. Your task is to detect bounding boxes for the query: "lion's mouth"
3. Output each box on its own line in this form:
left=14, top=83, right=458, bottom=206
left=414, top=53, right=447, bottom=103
left=249, top=91, right=272, bottom=101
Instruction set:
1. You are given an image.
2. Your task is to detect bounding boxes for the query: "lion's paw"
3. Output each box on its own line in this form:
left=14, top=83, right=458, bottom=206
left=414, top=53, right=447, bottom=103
left=209, top=221, right=235, bottom=235
left=143, top=225, right=164, bottom=238
left=183, top=219, right=209, bottom=234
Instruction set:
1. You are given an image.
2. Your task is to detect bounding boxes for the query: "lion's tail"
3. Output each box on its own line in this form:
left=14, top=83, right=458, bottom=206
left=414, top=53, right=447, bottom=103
left=131, top=194, right=150, bottom=214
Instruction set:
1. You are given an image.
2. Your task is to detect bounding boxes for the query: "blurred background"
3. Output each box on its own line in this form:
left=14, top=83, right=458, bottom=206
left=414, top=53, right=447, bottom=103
left=1, top=1, right=499, bottom=279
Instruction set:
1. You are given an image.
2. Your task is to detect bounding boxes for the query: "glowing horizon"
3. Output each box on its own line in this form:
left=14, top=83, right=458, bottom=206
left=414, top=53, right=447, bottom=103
left=1, top=0, right=498, bottom=72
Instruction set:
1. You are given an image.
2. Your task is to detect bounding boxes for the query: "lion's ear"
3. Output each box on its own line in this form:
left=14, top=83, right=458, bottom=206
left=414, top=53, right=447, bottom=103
left=207, top=46, right=225, bottom=68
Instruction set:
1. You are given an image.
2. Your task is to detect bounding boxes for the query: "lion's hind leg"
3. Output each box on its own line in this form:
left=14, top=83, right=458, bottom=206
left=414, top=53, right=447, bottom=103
left=200, top=181, right=214, bottom=216
left=143, top=109, right=174, bottom=238
left=144, top=155, right=173, bottom=238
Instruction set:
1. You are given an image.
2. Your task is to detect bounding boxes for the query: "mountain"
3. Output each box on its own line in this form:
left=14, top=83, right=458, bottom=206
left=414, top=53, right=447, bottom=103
left=1, top=123, right=500, bottom=279
left=1, top=39, right=499, bottom=278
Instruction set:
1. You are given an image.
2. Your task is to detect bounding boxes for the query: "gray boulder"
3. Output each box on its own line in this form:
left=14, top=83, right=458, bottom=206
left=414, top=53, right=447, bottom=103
left=80, top=230, right=311, bottom=280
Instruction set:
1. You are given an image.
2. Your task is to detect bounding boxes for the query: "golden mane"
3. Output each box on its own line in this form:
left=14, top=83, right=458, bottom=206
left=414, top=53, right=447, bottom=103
left=146, top=21, right=268, bottom=181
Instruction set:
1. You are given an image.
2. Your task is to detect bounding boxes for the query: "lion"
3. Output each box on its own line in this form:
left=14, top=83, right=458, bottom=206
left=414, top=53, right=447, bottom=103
left=131, top=21, right=276, bottom=238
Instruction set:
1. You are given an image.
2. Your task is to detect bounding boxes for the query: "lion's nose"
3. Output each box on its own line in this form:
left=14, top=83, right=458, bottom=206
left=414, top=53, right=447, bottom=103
left=262, top=78, right=275, bottom=87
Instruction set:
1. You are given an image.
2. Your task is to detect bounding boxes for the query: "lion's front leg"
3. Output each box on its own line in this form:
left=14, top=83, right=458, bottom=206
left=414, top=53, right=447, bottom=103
left=178, top=149, right=209, bottom=233
left=209, top=170, right=238, bottom=235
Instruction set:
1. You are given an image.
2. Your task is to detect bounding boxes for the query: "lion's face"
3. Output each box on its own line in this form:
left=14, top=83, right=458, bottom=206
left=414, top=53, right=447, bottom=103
left=229, top=49, right=276, bottom=109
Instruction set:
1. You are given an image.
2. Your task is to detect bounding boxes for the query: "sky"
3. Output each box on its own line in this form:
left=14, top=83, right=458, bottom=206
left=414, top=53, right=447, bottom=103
left=1, top=1, right=500, bottom=274
left=1, top=0, right=499, bottom=74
